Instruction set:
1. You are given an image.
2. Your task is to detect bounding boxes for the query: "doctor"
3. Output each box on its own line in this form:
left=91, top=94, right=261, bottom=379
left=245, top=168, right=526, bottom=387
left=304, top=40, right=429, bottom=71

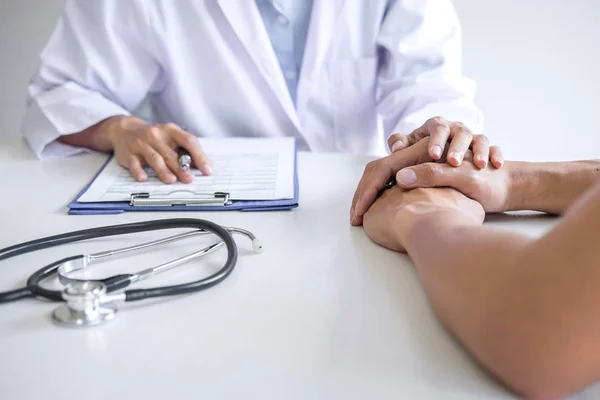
left=21, top=0, right=501, bottom=184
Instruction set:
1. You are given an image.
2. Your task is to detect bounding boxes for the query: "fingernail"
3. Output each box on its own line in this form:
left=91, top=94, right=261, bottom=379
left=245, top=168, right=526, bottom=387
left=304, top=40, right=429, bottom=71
left=391, top=141, right=405, bottom=152
left=431, top=145, right=443, bottom=158
left=450, top=151, right=462, bottom=163
left=397, top=169, right=417, bottom=186
left=350, top=206, right=355, bottom=219
left=137, top=173, right=147, bottom=181
left=203, top=163, right=213, bottom=175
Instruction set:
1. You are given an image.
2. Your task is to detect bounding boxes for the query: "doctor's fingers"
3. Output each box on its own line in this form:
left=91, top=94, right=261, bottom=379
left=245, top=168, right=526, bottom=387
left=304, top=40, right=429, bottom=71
left=148, top=136, right=195, bottom=184
left=125, top=155, right=148, bottom=182
left=164, top=125, right=213, bottom=176
left=138, top=143, right=177, bottom=184
left=471, top=134, right=490, bottom=169
left=137, top=126, right=186, bottom=183
left=388, top=117, right=451, bottom=161
left=445, top=123, right=474, bottom=167
left=490, top=146, right=504, bottom=168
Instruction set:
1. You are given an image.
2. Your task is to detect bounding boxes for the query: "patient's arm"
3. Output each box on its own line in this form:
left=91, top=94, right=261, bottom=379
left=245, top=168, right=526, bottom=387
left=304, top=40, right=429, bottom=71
left=395, top=157, right=600, bottom=215
left=402, top=180, right=600, bottom=399
left=363, top=164, right=600, bottom=399
left=505, top=160, right=600, bottom=214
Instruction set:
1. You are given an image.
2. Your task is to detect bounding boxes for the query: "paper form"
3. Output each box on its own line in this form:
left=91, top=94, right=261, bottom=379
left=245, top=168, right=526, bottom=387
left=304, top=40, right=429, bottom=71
left=77, top=137, right=296, bottom=202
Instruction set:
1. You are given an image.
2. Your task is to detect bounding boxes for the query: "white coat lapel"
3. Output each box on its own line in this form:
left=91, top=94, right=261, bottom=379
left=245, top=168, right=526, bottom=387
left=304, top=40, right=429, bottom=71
left=216, top=1, right=300, bottom=131
left=296, top=0, right=348, bottom=123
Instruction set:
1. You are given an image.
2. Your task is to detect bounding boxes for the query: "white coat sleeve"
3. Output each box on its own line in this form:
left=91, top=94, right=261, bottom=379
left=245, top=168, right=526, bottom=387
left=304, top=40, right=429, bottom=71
left=375, top=0, right=484, bottom=148
left=21, top=0, right=161, bottom=159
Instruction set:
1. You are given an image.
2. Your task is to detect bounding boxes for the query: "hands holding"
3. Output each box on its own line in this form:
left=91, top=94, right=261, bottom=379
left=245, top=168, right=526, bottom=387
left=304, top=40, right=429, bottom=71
left=352, top=117, right=511, bottom=252
left=351, top=116, right=503, bottom=226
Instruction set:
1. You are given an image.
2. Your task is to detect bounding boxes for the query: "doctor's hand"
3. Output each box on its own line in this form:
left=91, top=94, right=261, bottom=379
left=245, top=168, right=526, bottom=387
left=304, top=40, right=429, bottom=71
left=362, top=186, right=485, bottom=253
left=106, top=116, right=212, bottom=184
left=388, top=117, right=503, bottom=170
left=394, top=150, right=512, bottom=213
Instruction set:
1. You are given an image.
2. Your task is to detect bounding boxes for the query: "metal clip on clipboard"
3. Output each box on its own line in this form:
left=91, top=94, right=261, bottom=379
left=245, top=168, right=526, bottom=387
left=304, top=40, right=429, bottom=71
left=129, top=192, right=232, bottom=207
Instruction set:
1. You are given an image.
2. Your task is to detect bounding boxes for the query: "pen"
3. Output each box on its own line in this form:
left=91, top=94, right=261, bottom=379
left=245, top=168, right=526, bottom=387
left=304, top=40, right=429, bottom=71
left=178, top=147, right=192, bottom=171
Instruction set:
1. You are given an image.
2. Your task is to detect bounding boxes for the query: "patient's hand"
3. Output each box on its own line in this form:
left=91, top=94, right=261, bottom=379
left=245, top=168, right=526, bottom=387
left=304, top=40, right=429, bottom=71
left=362, top=186, right=484, bottom=253
left=351, top=138, right=435, bottom=226
left=394, top=152, right=512, bottom=213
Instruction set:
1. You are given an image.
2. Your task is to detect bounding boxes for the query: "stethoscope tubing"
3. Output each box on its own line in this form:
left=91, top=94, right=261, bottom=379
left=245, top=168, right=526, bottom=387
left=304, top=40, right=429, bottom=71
left=0, top=218, right=238, bottom=304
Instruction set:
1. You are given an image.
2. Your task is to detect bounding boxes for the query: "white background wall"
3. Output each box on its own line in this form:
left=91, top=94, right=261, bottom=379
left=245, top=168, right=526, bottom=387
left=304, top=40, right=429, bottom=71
left=1, top=0, right=599, bottom=162
left=0, top=0, right=65, bottom=138
left=452, top=0, right=600, bottom=162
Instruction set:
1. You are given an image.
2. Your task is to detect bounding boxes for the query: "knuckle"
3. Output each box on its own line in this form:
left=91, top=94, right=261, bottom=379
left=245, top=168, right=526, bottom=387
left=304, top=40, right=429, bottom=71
left=163, top=122, right=180, bottom=131
left=179, top=133, right=196, bottom=149
left=453, top=122, right=471, bottom=134
left=421, top=163, right=439, bottom=182
left=428, top=116, right=447, bottom=125
left=428, top=118, right=449, bottom=132
left=163, top=150, right=178, bottom=163
left=145, top=126, right=162, bottom=141
left=427, top=116, right=449, bottom=129
left=474, top=134, right=489, bottom=145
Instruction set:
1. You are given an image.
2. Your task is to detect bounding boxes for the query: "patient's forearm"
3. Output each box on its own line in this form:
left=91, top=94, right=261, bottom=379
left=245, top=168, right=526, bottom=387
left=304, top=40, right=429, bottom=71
left=506, top=160, right=600, bottom=214
left=405, top=216, right=536, bottom=395
left=402, top=180, right=600, bottom=398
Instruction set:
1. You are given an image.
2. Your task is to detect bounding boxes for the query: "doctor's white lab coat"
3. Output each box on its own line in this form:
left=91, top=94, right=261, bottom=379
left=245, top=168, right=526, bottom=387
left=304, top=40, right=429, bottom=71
left=21, top=0, right=483, bottom=158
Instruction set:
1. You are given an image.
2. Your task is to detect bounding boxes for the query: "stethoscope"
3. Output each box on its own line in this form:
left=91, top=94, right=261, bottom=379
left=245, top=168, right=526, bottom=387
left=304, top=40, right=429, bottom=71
left=0, top=218, right=262, bottom=327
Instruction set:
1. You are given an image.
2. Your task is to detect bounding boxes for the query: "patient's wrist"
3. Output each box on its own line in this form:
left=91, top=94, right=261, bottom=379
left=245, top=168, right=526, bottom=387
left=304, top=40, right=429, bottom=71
left=505, top=162, right=561, bottom=213
left=505, top=161, right=600, bottom=214
left=504, top=162, right=535, bottom=212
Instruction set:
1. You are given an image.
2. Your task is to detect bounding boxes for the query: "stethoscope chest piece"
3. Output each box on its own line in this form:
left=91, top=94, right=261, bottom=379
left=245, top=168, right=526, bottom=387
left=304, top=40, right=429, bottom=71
left=52, top=281, right=117, bottom=327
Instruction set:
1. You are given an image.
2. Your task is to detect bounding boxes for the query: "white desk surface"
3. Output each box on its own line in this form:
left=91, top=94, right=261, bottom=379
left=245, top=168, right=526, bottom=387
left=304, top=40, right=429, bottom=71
left=0, top=137, right=597, bottom=400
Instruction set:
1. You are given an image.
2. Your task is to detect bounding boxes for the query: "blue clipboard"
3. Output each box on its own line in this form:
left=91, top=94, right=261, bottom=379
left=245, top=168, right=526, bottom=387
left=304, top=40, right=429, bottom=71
left=67, top=143, right=300, bottom=215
